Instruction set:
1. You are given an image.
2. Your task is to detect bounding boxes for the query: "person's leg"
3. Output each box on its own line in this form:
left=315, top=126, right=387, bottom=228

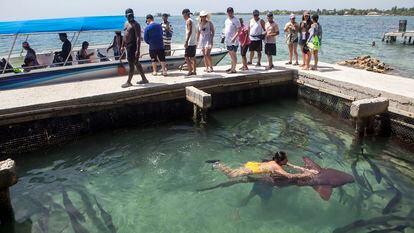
left=185, top=56, right=192, bottom=75
left=191, top=56, right=197, bottom=74
left=293, top=43, right=299, bottom=65
left=267, top=54, right=273, bottom=69
left=240, top=190, right=257, bottom=207
left=313, top=50, right=319, bottom=70
left=160, top=62, right=167, bottom=75
left=135, top=60, right=148, bottom=83
left=206, top=48, right=213, bottom=71
left=300, top=44, right=305, bottom=66
left=249, top=43, right=254, bottom=65
left=202, top=49, right=208, bottom=71
left=151, top=62, right=157, bottom=75
left=288, top=43, right=293, bottom=64
left=216, top=163, right=251, bottom=178
left=122, top=60, right=134, bottom=87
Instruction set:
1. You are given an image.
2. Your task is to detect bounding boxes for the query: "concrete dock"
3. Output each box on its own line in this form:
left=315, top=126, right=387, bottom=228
left=1, top=61, right=414, bottom=154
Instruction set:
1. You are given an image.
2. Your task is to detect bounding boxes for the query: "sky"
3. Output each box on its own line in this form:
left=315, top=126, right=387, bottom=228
left=0, top=0, right=413, bottom=21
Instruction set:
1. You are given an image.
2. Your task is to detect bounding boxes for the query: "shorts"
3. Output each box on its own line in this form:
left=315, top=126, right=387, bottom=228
left=185, top=45, right=196, bottom=58
left=265, top=43, right=276, bottom=56
left=164, top=44, right=171, bottom=56
left=149, top=49, right=166, bottom=62
left=249, top=40, right=263, bottom=52
left=226, top=45, right=238, bottom=52
left=299, top=39, right=307, bottom=46
left=240, top=45, right=249, bottom=57
left=126, top=45, right=137, bottom=62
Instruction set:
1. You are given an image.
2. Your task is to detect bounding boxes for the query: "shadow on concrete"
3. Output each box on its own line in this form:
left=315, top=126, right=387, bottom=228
left=316, top=66, right=340, bottom=73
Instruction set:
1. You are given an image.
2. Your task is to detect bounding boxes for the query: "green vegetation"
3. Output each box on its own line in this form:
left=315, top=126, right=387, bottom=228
left=211, top=6, right=414, bottom=16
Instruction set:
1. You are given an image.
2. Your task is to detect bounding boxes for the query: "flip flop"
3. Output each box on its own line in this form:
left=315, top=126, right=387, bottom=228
left=285, top=62, right=292, bottom=65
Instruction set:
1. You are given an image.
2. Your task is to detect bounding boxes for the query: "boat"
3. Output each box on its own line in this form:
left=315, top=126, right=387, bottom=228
left=0, top=16, right=228, bottom=90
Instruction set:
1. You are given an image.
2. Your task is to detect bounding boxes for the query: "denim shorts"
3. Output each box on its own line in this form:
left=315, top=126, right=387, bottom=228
left=226, top=45, right=239, bottom=52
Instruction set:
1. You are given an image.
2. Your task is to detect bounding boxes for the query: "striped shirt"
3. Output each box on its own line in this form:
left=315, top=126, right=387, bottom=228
left=161, top=21, right=173, bottom=46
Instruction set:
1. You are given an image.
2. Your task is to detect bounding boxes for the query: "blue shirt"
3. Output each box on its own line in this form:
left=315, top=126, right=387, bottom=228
left=144, top=22, right=164, bottom=50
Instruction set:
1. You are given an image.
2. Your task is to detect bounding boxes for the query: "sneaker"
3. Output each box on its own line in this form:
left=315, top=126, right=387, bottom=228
left=121, top=82, right=132, bottom=88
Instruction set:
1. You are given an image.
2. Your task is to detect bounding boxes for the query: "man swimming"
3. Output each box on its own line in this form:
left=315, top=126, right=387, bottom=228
left=121, top=8, right=149, bottom=88
left=211, top=151, right=318, bottom=179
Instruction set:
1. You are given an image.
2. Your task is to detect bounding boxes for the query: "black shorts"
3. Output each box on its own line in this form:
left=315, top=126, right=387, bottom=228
left=265, top=43, right=276, bottom=56
left=164, top=44, right=171, bottom=56
left=249, top=40, right=263, bottom=52
left=126, top=45, right=137, bottom=62
left=149, top=49, right=166, bottom=62
left=240, top=45, right=249, bottom=57
left=185, top=45, right=196, bottom=58
left=299, top=39, right=307, bottom=46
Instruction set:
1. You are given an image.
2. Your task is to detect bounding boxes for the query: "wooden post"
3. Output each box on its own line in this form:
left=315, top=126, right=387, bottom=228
left=186, top=86, right=212, bottom=124
left=0, top=159, right=17, bottom=225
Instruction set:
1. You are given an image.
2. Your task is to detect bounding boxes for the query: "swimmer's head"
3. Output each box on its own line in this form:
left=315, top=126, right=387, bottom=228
left=272, top=151, right=288, bottom=165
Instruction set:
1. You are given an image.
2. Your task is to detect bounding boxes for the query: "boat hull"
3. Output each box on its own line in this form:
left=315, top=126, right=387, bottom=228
left=0, top=50, right=227, bottom=90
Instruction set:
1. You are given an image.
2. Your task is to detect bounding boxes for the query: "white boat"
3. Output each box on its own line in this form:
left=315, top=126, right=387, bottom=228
left=0, top=16, right=228, bottom=90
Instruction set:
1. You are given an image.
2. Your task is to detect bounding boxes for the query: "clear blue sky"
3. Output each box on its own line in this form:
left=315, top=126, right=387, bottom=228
left=0, top=0, right=413, bottom=21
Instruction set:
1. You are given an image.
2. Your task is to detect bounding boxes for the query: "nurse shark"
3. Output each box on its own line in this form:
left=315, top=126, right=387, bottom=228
left=199, top=157, right=355, bottom=201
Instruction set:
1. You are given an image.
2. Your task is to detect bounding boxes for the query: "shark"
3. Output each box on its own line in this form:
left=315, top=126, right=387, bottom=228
left=198, top=157, right=355, bottom=201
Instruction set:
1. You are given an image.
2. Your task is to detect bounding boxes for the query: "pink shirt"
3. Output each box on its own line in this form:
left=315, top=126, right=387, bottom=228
left=239, top=25, right=251, bottom=47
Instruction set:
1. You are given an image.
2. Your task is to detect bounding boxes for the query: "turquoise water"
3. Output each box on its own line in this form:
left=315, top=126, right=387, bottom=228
left=1, top=15, right=414, bottom=78
left=7, top=100, right=414, bottom=233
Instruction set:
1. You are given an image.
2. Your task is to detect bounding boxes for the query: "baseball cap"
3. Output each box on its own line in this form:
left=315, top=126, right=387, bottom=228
left=146, top=14, right=154, bottom=20
left=253, top=9, right=260, bottom=16
left=125, top=8, right=134, bottom=16
left=267, top=12, right=273, bottom=17
left=227, top=7, right=234, bottom=13
left=182, top=9, right=192, bottom=15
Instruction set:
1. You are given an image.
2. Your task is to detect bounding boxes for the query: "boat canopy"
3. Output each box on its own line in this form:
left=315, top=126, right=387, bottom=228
left=0, top=16, right=125, bottom=35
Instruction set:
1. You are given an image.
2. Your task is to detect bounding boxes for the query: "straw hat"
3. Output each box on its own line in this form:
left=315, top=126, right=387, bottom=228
left=199, top=10, right=211, bottom=21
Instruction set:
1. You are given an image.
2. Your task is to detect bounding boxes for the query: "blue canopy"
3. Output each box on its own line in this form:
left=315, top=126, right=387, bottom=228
left=0, top=16, right=126, bottom=35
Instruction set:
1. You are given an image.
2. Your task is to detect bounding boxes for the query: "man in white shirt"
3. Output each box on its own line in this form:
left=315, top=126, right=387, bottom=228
left=224, top=7, right=241, bottom=74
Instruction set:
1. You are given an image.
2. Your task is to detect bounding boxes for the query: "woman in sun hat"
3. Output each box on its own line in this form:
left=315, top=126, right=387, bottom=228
left=197, top=10, right=215, bottom=72
left=284, top=14, right=299, bottom=65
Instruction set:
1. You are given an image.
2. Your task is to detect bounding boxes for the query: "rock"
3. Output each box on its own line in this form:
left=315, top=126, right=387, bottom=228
left=337, top=56, right=392, bottom=74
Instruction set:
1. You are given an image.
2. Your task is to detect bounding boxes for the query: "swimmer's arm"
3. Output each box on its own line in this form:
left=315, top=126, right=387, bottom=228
left=287, top=163, right=319, bottom=174
left=274, top=169, right=312, bottom=179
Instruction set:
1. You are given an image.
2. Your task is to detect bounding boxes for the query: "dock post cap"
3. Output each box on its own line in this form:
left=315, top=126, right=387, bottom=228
left=350, top=97, right=389, bottom=118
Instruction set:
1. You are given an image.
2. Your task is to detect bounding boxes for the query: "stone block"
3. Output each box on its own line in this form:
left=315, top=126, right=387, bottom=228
left=185, top=86, right=212, bottom=109
left=0, top=159, right=17, bottom=189
left=350, top=97, right=389, bottom=118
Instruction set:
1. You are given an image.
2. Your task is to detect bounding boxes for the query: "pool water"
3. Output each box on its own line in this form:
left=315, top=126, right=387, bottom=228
left=7, top=100, right=414, bottom=233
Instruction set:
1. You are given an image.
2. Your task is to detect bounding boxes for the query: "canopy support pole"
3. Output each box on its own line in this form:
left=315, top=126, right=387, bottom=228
left=19, top=35, right=29, bottom=56
left=63, top=32, right=80, bottom=66
left=2, top=34, right=18, bottom=74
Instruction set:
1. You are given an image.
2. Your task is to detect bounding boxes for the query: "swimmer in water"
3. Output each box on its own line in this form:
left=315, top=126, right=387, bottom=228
left=210, top=151, right=319, bottom=179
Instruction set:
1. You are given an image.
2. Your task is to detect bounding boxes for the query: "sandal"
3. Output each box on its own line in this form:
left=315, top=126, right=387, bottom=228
left=293, top=62, right=299, bottom=66
left=265, top=65, right=274, bottom=70
left=121, top=82, right=132, bottom=88
left=285, top=62, right=292, bottom=65
left=225, top=68, right=232, bottom=72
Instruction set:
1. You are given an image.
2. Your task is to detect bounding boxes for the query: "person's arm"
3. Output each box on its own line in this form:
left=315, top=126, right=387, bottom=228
left=136, top=23, right=142, bottom=58
left=284, top=23, right=289, bottom=33
left=275, top=168, right=313, bottom=179
left=196, top=26, right=200, bottom=44
left=243, top=27, right=249, bottom=45
left=144, top=27, right=150, bottom=45
left=231, top=20, right=241, bottom=42
left=287, top=163, right=319, bottom=174
left=210, top=21, right=215, bottom=44
left=260, top=19, right=266, bottom=33
left=185, top=19, right=192, bottom=48
left=107, top=37, right=115, bottom=51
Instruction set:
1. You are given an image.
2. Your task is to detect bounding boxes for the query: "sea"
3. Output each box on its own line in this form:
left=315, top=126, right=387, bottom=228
left=0, top=15, right=413, bottom=78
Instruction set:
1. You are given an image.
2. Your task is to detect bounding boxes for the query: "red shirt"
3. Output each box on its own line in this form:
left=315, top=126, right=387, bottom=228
left=239, top=25, right=251, bottom=47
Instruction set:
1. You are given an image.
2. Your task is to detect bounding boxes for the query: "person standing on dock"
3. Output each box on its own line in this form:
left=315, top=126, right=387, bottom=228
left=264, top=12, right=279, bottom=70
left=144, top=14, right=168, bottom=76
left=248, top=10, right=266, bottom=67
left=107, top=31, right=123, bottom=60
left=121, top=8, right=149, bottom=88
left=239, top=18, right=251, bottom=71
left=284, top=14, right=299, bottom=65
left=161, top=14, right=173, bottom=57
left=197, top=10, right=215, bottom=73
left=306, top=14, right=322, bottom=71
left=182, top=9, right=198, bottom=76
left=224, top=7, right=241, bottom=74
left=299, top=11, right=311, bottom=68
